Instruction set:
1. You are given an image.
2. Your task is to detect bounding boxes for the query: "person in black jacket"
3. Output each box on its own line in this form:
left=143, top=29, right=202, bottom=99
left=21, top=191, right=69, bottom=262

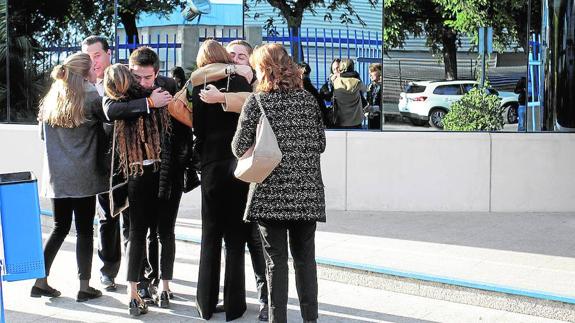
left=103, top=47, right=190, bottom=316
left=299, top=62, right=329, bottom=127
left=515, top=77, right=527, bottom=131
left=366, top=63, right=382, bottom=129
left=192, top=40, right=253, bottom=322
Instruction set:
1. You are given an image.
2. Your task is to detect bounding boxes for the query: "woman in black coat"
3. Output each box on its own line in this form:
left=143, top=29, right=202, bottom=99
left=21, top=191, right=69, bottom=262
left=192, top=40, right=253, bottom=321
left=232, top=44, right=326, bottom=323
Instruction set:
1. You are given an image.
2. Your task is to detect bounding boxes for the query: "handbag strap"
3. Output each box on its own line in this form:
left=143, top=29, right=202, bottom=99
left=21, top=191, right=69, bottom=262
left=254, top=93, right=266, bottom=116
left=108, top=122, right=116, bottom=192
left=109, top=122, right=128, bottom=191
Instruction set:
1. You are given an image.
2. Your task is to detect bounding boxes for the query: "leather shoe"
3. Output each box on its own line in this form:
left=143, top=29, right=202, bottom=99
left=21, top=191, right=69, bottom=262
left=76, top=287, right=103, bottom=302
left=258, top=303, right=269, bottom=321
left=157, top=291, right=170, bottom=309
left=129, top=298, right=148, bottom=316
left=138, top=285, right=157, bottom=305
left=30, top=285, right=61, bottom=298
left=100, top=275, right=117, bottom=292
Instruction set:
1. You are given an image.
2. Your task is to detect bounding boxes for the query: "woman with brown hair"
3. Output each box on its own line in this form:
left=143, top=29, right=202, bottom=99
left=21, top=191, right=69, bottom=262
left=232, top=43, right=326, bottom=323
left=103, top=63, right=183, bottom=316
left=33, top=52, right=107, bottom=302
left=192, top=40, right=253, bottom=321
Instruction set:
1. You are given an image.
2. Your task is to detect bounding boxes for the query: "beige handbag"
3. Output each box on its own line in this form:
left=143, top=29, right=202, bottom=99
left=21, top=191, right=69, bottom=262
left=234, top=94, right=282, bottom=183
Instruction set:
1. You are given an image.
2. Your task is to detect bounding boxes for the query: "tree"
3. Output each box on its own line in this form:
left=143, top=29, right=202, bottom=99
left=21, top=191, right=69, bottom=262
left=3, top=0, right=186, bottom=121
left=244, top=0, right=379, bottom=62
left=113, top=0, right=186, bottom=49
left=385, top=0, right=533, bottom=80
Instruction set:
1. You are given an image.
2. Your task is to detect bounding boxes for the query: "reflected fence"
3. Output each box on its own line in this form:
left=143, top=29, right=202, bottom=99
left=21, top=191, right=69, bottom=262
left=11, top=26, right=526, bottom=124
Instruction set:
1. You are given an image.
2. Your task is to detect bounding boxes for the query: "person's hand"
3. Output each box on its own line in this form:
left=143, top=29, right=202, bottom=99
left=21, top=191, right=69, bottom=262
left=149, top=88, right=172, bottom=108
left=200, top=84, right=225, bottom=104
left=235, top=65, right=254, bottom=83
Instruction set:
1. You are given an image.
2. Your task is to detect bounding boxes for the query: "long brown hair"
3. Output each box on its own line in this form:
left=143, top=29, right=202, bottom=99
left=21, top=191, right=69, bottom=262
left=196, top=39, right=233, bottom=68
left=103, top=64, right=171, bottom=176
left=39, top=53, right=93, bottom=128
left=249, top=44, right=302, bottom=93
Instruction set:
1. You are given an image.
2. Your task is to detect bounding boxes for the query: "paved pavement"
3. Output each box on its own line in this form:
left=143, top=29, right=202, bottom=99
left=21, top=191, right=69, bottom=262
left=3, top=228, right=570, bottom=323
left=173, top=202, right=575, bottom=301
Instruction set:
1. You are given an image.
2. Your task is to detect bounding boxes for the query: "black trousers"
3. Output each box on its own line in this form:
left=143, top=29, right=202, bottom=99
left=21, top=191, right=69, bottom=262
left=44, top=196, right=97, bottom=280
left=97, top=194, right=159, bottom=284
left=96, top=193, right=122, bottom=279
left=125, top=166, right=179, bottom=283
left=258, top=221, right=318, bottom=323
left=196, top=158, right=250, bottom=321
left=246, top=222, right=268, bottom=304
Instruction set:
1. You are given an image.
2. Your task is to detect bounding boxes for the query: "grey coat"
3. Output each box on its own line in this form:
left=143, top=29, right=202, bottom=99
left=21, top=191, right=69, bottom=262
left=41, top=84, right=109, bottom=198
left=232, top=90, right=326, bottom=222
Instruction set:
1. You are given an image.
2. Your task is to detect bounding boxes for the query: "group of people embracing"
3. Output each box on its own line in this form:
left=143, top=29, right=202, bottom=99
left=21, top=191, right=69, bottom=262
left=33, top=34, right=326, bottom=323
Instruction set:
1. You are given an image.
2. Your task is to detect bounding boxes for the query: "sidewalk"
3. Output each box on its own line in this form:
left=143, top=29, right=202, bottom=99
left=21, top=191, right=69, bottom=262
left=3, top=227, right=569, bottom=323
left=174, top=200, right=575, bottom=303
left=36, top=197, right=575, bottom=316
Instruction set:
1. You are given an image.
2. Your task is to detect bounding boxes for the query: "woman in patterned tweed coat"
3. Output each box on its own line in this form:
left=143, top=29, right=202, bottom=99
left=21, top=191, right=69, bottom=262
left=232, top=43, right=326, bottom=323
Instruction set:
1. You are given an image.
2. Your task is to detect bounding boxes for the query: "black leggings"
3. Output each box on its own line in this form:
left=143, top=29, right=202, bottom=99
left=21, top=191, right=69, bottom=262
left=44, top=196, right=97, bottom=280
left=125, top=166, right=180, bottom=282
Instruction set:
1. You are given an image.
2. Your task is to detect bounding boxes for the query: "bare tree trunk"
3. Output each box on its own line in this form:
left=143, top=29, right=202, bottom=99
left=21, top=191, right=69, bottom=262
left=119, top=11, right=139, bottom=54
left=288, top=25, right=304, bottom=62
left=287, top=15, right=303, bottom=62
left=442, top=28, right=458, bottom=80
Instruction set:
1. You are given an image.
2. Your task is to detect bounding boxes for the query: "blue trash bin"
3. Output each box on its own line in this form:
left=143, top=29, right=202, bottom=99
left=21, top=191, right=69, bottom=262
left=0, top=172, right=45, bottom=282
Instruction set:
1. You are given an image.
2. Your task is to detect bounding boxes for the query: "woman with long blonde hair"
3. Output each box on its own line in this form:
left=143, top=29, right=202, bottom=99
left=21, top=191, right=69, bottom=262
left=232, top=44, right=326, bottom=323
left=192, top=40, right=253, bottom=321
left=32, top=52, right=107, bottom=302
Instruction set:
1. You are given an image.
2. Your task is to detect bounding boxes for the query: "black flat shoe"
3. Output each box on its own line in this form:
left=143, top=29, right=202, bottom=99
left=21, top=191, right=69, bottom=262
left=76, top=287, right=103, bottom=302
left=158, top=291, right=170, bottom=309
left=214, top=304, right=225, bottom=313
left=30, top=285, right=61, bottom=298
left=129, top=298, right=148, bottom=317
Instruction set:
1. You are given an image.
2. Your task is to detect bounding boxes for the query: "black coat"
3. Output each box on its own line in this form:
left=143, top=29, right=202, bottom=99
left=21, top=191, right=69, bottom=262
left=192, top=75, right=253, bottom=166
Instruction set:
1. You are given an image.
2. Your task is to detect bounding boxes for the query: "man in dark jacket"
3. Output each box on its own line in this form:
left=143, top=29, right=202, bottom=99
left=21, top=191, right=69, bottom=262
left=82, top=35, right=128, bottom=293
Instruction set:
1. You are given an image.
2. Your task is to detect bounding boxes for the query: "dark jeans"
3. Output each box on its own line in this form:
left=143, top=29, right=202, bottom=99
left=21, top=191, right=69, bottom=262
left=258, top=221, right=318, bottom=323
left=44, top=196, right=97, bottom=280
left=196, top=158, right=250, bottom=321
left=125, top=166, right=179, bottom=282
left=247, top=222, right=268, bottom=304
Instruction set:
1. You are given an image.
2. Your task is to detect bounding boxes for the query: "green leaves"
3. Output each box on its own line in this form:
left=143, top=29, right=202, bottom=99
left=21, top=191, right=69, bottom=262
left=442, top=87, right=504, bottom=131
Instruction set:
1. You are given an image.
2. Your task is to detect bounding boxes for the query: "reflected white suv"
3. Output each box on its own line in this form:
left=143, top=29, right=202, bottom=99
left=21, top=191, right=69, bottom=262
left=398, top=80, right=519, bottom=129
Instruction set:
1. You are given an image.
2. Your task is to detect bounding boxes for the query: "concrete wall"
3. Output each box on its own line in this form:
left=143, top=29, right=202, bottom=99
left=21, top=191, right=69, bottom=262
left=2, top=124, right=574, bottom=212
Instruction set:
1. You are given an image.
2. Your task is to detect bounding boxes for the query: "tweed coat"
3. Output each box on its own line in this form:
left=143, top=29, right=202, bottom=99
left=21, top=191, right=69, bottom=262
left=232, top=89, right=326, bottom=222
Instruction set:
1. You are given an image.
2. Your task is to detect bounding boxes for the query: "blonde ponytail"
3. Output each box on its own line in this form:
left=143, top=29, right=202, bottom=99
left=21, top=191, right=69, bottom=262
left=39, top=53, right=92, bottom=128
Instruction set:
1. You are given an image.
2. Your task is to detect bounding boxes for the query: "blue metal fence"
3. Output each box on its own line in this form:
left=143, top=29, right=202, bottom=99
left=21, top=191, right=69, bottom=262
left=262, top=27, right=383, bottom=90
left=41, top=34, right=181, bottom=77
left=44, top=27, right=382, bottom=89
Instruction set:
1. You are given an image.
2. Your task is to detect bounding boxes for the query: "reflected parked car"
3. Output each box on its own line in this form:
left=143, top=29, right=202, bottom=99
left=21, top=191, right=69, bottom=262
left=398, top=80, right=519, bottom=129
